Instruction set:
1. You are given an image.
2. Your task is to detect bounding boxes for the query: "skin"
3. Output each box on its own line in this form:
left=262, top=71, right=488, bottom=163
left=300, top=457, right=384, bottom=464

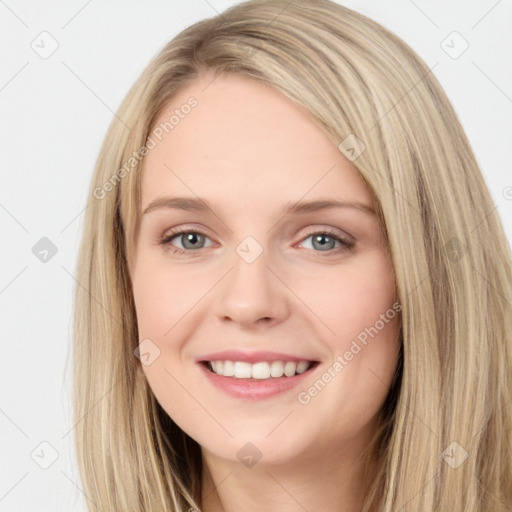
left=129, top=71, right=401, bottom=512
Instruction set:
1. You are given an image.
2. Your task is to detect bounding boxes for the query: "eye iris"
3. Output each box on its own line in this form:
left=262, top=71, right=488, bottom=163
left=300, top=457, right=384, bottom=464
left=312, top=234, right=335, bottom=251
left=182, top=233, right=204, bottom=249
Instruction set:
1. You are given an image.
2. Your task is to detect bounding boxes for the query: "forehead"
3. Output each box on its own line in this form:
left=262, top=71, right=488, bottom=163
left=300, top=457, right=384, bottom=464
left=141, top=73, right=372, bottom=212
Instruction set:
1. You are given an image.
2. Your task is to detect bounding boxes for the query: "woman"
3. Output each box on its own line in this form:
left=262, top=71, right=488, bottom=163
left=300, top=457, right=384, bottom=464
left=72, top=0, right=512, bottom=510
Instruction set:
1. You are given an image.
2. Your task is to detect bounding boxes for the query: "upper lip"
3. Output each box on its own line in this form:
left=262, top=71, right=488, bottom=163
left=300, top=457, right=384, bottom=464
left=196, top=350, right=320, bottom=364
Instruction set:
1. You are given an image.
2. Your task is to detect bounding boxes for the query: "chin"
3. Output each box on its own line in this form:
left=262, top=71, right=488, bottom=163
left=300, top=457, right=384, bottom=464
left=199, top=428, right=312, bottom=468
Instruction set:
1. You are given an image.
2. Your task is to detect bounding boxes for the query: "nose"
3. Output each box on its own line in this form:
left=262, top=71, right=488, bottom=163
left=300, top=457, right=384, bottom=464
left=214, top=248, right=290, bottom=329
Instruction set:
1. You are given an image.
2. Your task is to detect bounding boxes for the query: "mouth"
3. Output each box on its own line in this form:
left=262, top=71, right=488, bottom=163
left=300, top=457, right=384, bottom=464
left=195, top=350, right=322, bottom=399
left=200, top=359, right=320, bottom=381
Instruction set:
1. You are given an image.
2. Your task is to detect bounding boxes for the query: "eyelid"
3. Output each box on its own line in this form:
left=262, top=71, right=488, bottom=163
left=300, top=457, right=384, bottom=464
left=159, top=223, right=214, bottom=243
left=298, top=226, right=355, bottom=244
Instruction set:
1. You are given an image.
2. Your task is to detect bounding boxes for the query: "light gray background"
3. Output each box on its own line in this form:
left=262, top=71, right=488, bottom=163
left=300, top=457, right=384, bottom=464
left=1, top=1, right=511, bottom=510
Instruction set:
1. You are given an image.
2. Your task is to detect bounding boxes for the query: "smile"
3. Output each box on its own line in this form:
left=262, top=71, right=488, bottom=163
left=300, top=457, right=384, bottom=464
left=198, top=359, right=320, bottom=400
left=205, top=360, right=315, bottom=379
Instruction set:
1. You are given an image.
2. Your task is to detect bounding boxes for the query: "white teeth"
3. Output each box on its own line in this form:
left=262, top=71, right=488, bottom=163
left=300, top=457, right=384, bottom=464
left=296, top=361, right=309, bottom=374
left=283, top=361, right=296, bottom=377
left=270, top=360, right=284, bottom=378
left=233, top=361, right=252, bottom=378
left=207, top=360, right=313, bottom=379
left=223, top=360, right=235, bottom=376
left=252, top=362, right=271, bottom=379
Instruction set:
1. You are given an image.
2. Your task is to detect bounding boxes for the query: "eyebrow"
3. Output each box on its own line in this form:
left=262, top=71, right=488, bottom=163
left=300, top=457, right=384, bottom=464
left=142, top=196, right=376, bottom=217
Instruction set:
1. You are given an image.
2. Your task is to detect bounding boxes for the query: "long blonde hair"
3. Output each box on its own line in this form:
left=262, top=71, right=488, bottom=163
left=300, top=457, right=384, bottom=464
left=72, top=0, right=512, bottom=510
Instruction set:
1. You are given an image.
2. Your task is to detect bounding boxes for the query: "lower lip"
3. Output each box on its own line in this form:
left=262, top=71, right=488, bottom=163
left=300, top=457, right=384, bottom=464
left=197, top=362, right=318, bottom=400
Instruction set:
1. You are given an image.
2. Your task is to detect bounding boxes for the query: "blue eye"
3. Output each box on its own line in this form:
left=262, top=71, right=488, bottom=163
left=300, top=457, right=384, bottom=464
left=160, top=230, right=213, bottom=254
left=299, top=229, right=355, bottom=252
left=159, top=228, right=355, bottom=256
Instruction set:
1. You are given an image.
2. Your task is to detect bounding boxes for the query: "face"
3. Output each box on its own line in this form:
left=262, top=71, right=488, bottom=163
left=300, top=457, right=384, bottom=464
left=130, top=72, right=400, bottom=467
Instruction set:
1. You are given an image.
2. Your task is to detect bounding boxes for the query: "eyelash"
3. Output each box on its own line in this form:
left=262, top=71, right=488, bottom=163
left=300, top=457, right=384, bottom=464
left=159, top=227, right=355, bottom=257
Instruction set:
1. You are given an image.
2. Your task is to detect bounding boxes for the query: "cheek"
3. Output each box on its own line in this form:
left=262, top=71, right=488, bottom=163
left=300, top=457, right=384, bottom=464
left=132, top=256, right=208, bottom=339
left=131, top=261, right=202, bottom=425
left=131, top=256, right=215, bottom=422
left=291, top=252, right=400, bottom=410
left=293, top=252, right=397, bottom=345
left=309, top=250, right=399, bottom=424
